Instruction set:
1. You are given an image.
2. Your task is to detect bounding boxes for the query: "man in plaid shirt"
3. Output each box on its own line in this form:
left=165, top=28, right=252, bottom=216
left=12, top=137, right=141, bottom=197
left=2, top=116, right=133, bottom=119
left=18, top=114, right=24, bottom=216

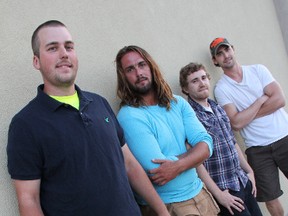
left=179, top=62, right=262, bottom=216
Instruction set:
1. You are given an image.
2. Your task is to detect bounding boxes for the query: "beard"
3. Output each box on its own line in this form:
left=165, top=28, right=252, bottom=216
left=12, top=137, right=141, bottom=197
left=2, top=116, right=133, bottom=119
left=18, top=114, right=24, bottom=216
left=129, top=79, right=153, bottom=95
left=192, top=88, right=210, bottom=101
left=54, top=71, right=77, bottom=87
left=221, top=57, right=236, bottom=69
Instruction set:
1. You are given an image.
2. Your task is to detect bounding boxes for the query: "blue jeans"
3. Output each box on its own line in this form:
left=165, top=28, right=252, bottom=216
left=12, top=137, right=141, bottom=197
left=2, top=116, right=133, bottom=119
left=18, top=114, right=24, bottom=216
left=218, top=180, right=262, bottom=216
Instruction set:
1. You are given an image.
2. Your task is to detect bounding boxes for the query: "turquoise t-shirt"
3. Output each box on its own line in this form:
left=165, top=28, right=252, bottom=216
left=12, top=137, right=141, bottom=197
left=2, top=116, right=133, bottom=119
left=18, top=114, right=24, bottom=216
left=117, top=95, right=213, bottom=204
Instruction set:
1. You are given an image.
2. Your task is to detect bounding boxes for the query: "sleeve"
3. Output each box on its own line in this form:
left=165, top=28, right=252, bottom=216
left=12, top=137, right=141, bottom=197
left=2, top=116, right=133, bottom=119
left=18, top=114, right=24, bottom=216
left=117, top=107, right=178, bottom=172
left=214, top=83, right=232, bottom=107
left=178, top=96, right=213, bottom=156
left=7, top=117, right=42, bottom=180
left=257, top=64, right=275, bottom=88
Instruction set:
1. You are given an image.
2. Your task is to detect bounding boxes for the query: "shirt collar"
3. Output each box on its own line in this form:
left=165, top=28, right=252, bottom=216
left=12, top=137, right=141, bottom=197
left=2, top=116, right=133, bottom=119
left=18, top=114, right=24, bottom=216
left=36, top=84, right=93, bottom=111
left=188, top=96, right=218, bottom=112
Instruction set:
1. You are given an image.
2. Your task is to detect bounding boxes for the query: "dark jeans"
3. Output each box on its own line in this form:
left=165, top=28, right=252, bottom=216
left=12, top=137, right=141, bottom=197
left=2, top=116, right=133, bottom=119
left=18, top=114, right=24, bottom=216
left=218, top=180, right=262, bottom=216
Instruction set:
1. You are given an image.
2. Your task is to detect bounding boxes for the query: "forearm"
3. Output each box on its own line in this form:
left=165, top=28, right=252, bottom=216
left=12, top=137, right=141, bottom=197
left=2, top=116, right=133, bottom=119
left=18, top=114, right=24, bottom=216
left=256, top=94, right=285, bottom=118
left=196, top=164, right=222, bottom=201
left=149, top=142, right=210, bottom=186
left=123, top=145, right=169, bottom=215
left=235, top=144, right=257, bottom=196
left=176, top=142, right=210, bottom=173
left=235, top=144, right=253, bottom=174
left=127, top=160, right=168, bottom=215
left=256, top=81, right=286, bottom=118
left=226, top=95, right=268, bottom=130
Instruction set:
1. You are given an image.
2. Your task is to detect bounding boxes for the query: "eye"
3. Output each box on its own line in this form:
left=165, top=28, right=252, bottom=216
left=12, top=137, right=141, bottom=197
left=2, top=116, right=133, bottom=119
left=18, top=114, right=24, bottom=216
left=47, top=46, right=57, bottom=52
left=138, top=61, right=147, bottom=68
left=65, top=44, right=74, bottom=51
left=125, top=67, right=135, bottom=73
left=216, top=51, right=222, bottom=57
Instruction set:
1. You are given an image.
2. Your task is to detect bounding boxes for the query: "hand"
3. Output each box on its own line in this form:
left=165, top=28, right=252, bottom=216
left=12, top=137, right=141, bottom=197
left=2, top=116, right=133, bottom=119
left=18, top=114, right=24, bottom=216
left=149, top=159, right=179, bottom=185
left=218, top=190, right=245, bottom=215
left=247, top=172, right=257, bottom=197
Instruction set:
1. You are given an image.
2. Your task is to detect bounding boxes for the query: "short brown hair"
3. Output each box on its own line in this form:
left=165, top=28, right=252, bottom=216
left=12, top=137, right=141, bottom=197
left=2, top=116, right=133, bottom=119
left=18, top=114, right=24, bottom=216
left=179, top=62, right=210, bottom=95
left=31, top=20, right=66, bottom=57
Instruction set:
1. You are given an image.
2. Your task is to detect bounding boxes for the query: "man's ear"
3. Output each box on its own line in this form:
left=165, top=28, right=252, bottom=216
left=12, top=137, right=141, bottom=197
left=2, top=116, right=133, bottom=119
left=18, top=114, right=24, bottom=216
left=212, top=56, right=219, bottom=67
left=33, top=55, right=40, bottom=70
left=212, top=56, right=217, bottom=64
left=182, top=87, right=189, bottom=95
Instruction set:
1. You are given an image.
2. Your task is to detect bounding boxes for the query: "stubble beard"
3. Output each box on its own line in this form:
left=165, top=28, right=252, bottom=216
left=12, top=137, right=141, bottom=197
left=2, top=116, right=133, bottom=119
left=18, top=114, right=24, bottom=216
left=222, top=57, right=236, bottom=69
left=130, top=81, right=153, bottom=95
left=51, top=68, right=77, bottom=88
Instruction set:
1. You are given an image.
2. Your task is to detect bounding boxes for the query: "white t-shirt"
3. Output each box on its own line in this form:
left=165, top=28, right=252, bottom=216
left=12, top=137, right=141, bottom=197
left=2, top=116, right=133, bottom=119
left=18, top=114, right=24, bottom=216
left=214, top=64, right=288, bottom=148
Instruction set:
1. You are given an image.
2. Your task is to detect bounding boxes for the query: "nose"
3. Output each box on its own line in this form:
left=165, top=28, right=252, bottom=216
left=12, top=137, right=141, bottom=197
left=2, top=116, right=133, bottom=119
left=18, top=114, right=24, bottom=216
left=135, top=66, right=143, bottom=77
left=223, top=51, right=229, bottom=58
left=59, top=46, right=68, bottom=59
left=199, top=79, right=205, bottom=86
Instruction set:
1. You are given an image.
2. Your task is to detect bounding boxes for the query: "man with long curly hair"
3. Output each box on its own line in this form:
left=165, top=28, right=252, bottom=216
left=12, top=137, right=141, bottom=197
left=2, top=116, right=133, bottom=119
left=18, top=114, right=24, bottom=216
left=115, top=45, right=220, bottom=216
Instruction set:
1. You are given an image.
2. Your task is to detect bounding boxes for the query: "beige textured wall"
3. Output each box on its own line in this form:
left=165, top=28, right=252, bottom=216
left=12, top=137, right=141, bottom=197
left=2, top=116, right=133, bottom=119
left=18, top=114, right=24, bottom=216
left=274, top=0, right=288, bottom=55
left=1, top=1, right=287, bottom=215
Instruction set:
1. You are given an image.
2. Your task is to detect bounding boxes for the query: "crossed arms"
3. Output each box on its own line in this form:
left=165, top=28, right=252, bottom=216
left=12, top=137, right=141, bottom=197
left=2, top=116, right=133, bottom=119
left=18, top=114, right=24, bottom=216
left=223, top=81, right=285, bottom=131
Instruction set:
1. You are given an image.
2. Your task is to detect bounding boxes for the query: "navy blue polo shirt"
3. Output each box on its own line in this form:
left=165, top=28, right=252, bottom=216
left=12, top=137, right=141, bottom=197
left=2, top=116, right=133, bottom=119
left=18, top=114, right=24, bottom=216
left=7, top=84, right=141, bottom=216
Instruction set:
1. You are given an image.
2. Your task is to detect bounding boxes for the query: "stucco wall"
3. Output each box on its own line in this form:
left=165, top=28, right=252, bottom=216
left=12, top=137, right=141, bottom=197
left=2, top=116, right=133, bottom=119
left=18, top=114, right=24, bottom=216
left=1, top=1, right=287, bottom=215
left=274, top=0, right=288, bottom=55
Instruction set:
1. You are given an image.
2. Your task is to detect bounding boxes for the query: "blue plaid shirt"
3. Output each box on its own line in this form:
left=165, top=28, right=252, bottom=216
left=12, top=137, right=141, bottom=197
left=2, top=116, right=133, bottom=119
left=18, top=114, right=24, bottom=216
left=188, top=97, right=248, bottom=191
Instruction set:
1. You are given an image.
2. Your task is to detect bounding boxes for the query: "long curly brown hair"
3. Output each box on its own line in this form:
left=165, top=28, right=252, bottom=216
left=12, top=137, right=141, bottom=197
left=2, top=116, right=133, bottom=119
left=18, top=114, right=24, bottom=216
left=115, top=45, right=175, bottom=110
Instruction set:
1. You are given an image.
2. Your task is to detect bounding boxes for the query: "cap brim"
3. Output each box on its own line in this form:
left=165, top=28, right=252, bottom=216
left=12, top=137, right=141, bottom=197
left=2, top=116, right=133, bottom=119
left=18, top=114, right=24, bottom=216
left=213, top=43, right=230, bottom=56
